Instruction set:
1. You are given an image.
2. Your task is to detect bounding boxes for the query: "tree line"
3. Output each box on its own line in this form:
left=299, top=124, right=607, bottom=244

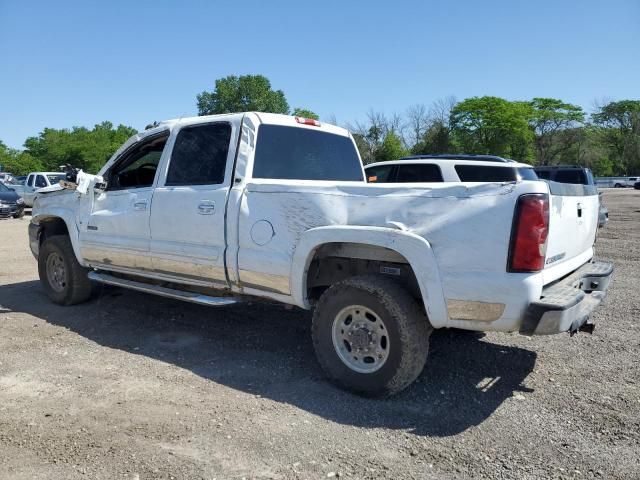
left=1, top=74, right=638, bottom=177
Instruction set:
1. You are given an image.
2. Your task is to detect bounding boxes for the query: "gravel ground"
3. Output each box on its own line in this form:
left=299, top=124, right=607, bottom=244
left=0, top=189, right=638, bottom=480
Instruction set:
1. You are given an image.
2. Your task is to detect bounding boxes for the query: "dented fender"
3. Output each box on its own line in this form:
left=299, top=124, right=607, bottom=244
left=291, top=225, right=448, bottom=327
left=31, top=208, right=85, bottom=266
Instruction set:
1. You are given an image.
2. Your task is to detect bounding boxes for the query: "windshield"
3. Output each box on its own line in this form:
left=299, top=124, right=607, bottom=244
left=46, top=174, right=66, bottom=184
left=0, top=182, right=11, bottom=192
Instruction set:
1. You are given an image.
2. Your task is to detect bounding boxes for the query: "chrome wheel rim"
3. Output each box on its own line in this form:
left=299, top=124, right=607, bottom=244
left=46, top=252, right=67, bottom=292
left=331, top=305, right=390, bottom=373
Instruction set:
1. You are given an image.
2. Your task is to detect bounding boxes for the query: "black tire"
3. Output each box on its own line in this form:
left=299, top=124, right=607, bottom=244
left=312, top=275, right=432, bottom=397
left=13, top=210, right=25, bottom=219
left=614, top=183, right=622, bottom=188
left=38, top=235, right=92, bottom=305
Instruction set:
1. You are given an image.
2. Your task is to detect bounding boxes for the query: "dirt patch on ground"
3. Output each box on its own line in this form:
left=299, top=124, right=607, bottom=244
left=0, top=190, right=638, bottom=479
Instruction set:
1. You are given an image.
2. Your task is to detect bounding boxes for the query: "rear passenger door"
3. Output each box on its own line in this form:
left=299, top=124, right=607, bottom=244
left=149, top=120, right=238, bottom=285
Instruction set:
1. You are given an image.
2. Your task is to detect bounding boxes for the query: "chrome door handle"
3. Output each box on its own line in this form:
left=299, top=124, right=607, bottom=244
left=198, top=201, right=215, bottom=215
left=134, top=201, right=148, bottom=211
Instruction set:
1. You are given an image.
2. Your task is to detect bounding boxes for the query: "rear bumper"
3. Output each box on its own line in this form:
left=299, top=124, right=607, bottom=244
left=520, top=260, right=614, bottom=335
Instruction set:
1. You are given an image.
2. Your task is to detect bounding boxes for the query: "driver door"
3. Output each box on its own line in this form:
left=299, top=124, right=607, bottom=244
left=79, top=131, right=169, bottom=272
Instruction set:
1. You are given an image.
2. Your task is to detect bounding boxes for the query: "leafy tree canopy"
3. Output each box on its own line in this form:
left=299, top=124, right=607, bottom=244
left=197, top=74, right=290, bottom=115
left=450, top=96, right=534, bottom=160
left=23, top=122, right=137, bottom=174
left=292, top=108, right=319, bottom=120
left=375, top=132, right=408, bottom=162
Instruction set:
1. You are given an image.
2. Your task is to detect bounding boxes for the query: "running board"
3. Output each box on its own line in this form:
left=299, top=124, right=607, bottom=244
left=88, top=271, right=240, bottom=307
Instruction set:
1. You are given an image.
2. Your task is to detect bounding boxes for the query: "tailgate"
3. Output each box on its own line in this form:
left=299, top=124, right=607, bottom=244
left=543, top=182, right=599, bottom=284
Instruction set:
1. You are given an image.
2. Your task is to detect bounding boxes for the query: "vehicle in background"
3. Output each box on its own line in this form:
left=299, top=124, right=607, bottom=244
left=9, top=171, right=67, bottom=207
left=364, top=154, right=538, bottom=183
left=533, top=166, right=608, bottom=228
left=0, top=172, right=15, bottom=184
left=13, top=175, right=27, bottom=185
left=596, top=176, right=639, bottom=188
left=0, top=181, right=26, bottom=218
left=30, top=113, right=612, bottom=396
left=634, top=181, right=640, bottom=190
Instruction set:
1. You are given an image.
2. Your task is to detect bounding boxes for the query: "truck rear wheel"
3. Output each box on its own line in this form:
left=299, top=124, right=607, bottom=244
left=38, top=235, right=92, bottom=305
left=312, top=275, right=432, bottom=397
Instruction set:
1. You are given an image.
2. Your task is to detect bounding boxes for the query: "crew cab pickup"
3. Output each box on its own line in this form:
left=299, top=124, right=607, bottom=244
left=29, top=113, right=613, bottom=396
left=9, top=171, right=67, bottom=207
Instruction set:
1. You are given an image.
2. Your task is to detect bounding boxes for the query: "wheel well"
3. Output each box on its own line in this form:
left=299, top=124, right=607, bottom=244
left=306, top=242, right=422, bottom=306
left=38, top=217, right=69, bottom=245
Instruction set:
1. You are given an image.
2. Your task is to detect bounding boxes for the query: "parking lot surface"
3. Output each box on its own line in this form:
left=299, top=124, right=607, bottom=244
left=0, top=189, right=639, bottom=480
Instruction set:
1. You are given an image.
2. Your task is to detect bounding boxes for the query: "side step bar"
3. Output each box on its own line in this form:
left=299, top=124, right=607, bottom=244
left=88, top=271, right=240, bottom=307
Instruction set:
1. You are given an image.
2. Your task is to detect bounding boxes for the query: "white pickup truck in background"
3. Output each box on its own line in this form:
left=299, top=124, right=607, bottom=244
left=28, top=112, right=613, bottom=396
left=9, top=171, right=67, bottom=207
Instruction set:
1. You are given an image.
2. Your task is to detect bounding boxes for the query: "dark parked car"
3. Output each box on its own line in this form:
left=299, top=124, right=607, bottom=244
left=534, top=165, right=608, bottom=228
left=634, top=181, right=640, bottom=190
left=0, top=181, right=25, bottom=218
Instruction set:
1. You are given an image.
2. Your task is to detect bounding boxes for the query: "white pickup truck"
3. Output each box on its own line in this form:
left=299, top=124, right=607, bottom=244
left=29, top=113, right=613, bottom=396
left=9, top=171, right=67, bottom=207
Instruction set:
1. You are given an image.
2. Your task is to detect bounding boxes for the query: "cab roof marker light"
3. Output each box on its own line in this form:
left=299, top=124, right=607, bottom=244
left=295, top=116, right=321, bottom=127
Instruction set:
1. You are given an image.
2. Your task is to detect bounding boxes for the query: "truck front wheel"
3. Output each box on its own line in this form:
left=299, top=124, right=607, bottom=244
left=312, top=275, right=432, bottom=397
left=38, top=235, right=92, bottom=305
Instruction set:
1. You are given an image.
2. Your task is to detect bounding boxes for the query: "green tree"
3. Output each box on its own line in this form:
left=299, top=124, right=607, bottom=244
left=24, top=122, right=137, bottom=174
left=0, top=142, right=45, bottom=175
left=592, top=100, right=640, bottom=174
left=197, top=74, right=290, bottom=115
left=292, top=108, right=319, bottom=120
left=412, top=120, right=452, bottom=155
left=529, top=98, right=585, bottom=165
left=375, top=132, right=408, bottom=162
left=450, top=96, right=534, bottom=160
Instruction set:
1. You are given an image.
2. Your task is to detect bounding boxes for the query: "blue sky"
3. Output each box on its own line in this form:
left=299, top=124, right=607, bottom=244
left=1, top=0, right=638, bottom=148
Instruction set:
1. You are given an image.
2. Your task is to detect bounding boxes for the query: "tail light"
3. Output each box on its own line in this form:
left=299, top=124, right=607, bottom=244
left=508, top=194, right=549, bottom=272
left=295, top=116, right=321, bottom=127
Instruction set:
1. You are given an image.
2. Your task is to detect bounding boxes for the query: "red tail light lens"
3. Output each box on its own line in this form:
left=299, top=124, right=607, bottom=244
left=509, top=194, right=549, bottom=272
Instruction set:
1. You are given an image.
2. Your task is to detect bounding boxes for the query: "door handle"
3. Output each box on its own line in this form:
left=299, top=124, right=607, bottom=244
left=134, top=201, right=148, bottom=211
left=198, top=201, right=215, bottom=215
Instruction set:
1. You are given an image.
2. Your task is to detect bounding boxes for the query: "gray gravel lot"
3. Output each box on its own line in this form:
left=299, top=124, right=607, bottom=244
left=0, top=189, right=638, bottom=480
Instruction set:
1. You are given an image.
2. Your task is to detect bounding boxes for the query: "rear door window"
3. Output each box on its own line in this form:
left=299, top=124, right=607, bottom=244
left=455, top=165, right=518, bottom=182
left=253, top=125, right=364, bottom=181
left=366, top=165, right=395, bottom=182
left=166, top=123, right=231, bottom=186
left=395, top=164, right=444, bottom=182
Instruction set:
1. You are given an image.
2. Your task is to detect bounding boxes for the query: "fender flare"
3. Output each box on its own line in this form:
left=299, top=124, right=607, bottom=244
left=32, top=209, right=86, bottom=266
left=290, top=225, right=448, bottom=327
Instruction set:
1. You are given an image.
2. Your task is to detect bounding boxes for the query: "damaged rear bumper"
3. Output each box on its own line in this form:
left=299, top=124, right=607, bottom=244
left=520, top=260, right=614, bottom=335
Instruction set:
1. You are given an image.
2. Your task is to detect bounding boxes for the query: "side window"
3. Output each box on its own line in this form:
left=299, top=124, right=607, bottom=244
left=107, top=133, right=168, bottom=190
left=166, top=123, right=231, bottom=186
left=366, top=165, right=395, bottom=182
left=27, top=174, right=34, bottom=187
left=396, top=164, right=444, bottom=182
left=455, top=165, right=518, bottom=182
left=35, top=175, right=47, bottom=188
